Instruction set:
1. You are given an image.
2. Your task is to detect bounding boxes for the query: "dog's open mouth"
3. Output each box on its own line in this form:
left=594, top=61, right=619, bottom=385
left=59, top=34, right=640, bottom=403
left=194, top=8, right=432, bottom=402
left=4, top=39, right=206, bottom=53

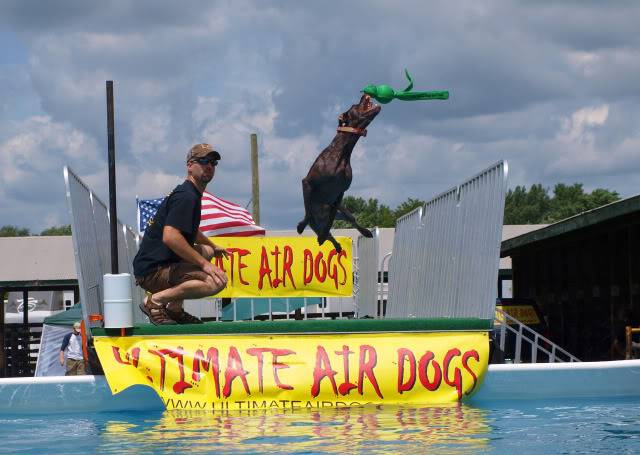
left=361, top=95, right=381, bottom=114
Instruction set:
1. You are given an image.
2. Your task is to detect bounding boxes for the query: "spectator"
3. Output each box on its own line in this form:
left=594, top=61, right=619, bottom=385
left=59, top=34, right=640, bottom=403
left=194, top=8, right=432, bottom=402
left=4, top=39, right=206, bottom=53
left=59, top=321, right=86, bottom=375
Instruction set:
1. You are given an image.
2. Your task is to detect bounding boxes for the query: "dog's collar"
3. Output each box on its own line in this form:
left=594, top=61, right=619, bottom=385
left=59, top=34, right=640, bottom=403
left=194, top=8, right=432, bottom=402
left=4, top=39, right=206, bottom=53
left=337, top=126, right=367, bottom=137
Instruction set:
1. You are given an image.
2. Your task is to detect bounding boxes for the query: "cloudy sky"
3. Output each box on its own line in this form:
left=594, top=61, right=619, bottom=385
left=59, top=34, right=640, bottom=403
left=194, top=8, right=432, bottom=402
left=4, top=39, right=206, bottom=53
left=1, top=0, right=639, bottom=233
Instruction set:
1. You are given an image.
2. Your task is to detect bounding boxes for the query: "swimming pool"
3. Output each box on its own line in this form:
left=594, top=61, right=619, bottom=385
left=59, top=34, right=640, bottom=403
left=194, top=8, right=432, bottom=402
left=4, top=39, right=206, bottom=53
left=1, top=398, right=638, bottom=454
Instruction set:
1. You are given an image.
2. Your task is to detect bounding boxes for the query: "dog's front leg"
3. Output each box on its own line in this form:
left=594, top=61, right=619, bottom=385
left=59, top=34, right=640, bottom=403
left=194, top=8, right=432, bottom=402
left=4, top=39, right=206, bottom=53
left=297, top=177, right=313, bottom=234
left=337, top=204, right=373, bottom=238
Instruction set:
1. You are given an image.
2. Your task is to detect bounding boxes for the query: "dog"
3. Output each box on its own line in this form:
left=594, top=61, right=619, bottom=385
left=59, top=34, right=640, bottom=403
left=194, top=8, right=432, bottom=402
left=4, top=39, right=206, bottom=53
left=297, top=94, right=381, bottom=252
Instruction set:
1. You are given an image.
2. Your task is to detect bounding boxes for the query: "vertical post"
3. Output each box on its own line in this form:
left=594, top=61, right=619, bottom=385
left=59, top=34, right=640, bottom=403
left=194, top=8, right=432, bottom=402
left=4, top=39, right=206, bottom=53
left=250, top=133, right=260, bottom=225
left=22, top=290, right=28, bottom=326
left=106, top=81, right=118, bottom=275
left=0, top=288, right=5, bottom=377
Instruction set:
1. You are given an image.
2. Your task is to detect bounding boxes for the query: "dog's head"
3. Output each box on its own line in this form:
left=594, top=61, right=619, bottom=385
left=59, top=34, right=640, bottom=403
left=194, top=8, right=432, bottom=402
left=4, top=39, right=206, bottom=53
left=338, top=94, right=381, bottom=130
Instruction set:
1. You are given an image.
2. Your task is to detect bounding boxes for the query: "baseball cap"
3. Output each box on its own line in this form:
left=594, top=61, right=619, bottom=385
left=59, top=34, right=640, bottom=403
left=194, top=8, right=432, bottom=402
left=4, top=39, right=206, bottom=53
left=186, top=143, right=221, bottom=163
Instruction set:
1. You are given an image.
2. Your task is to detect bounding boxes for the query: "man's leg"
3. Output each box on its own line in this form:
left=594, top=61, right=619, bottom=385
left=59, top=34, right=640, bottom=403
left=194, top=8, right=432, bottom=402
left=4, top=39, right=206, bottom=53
left=155, top=260, right=226, bottom=324
left=162, top=245, right=220, bottom=321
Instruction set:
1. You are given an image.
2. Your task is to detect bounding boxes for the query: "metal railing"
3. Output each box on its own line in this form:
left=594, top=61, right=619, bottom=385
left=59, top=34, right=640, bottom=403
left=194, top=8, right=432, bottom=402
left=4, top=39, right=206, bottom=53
left=386, top=161, right=508, bottom=320
left=64, top=167, right=146, bottom=328
left=355, top=228, right=379, bottom=318
left=493, top=308, right=580, bottom=363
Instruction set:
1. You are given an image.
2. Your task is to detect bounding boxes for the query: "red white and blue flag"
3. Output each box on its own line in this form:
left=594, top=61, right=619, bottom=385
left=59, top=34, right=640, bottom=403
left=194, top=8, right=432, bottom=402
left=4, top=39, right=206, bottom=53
left=137, top=191, right=264, bottom=237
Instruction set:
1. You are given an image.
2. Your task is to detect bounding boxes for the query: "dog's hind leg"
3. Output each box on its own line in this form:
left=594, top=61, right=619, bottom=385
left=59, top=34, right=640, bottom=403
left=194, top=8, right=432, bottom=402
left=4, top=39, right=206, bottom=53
left=326, top=233, right=342, bottom=253
left=297, top=178, right=313, bottom=234
left=337, top=204, right=373, bottom=238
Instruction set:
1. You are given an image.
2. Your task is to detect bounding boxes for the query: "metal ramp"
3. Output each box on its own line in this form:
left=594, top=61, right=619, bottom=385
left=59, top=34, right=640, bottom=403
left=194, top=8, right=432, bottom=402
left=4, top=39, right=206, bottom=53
left=493, top=308, right=580, bottom=363
left=386, top=161, right=508, bottom=320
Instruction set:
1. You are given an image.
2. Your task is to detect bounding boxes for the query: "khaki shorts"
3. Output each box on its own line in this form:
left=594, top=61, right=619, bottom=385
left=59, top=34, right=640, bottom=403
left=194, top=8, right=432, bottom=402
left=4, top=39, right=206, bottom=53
left=136, top=262, right=209, bottom=294
left=66, top=358, right=86, bottom=376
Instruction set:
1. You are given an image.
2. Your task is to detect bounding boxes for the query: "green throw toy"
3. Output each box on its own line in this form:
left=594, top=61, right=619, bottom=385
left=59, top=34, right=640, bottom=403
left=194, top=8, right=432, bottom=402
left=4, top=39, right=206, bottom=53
left=362, top=69, right=449, bottom=104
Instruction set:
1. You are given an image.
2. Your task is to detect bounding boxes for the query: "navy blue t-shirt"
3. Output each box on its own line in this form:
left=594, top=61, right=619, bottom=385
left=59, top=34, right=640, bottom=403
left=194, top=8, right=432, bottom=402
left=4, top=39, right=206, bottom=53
left=133, top=180, right=202, bottom=278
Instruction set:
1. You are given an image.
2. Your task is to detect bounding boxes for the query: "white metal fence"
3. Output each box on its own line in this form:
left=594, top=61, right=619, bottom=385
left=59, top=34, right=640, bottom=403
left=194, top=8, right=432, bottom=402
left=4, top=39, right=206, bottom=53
left=64, top=167, right=146, bottom=327
left=355, top=228, right=379, bottom=318
left=386, top=161, right=508, bottom=320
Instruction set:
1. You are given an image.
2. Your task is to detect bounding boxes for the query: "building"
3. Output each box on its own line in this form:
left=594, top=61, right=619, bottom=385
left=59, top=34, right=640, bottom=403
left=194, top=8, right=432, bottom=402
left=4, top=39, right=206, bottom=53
left=501, top=196, right=640, bottom=361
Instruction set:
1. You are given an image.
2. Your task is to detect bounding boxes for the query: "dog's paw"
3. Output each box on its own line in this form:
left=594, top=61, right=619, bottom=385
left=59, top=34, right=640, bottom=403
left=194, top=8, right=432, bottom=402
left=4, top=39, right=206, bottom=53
left=296, top=220, right=306, bottom=234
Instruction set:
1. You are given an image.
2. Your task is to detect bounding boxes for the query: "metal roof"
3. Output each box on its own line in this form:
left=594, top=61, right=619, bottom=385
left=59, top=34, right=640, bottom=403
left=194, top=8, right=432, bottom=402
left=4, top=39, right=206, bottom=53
left=0, top=236, right=77, bottom=285
left=501, top=194, right=640, bottom=255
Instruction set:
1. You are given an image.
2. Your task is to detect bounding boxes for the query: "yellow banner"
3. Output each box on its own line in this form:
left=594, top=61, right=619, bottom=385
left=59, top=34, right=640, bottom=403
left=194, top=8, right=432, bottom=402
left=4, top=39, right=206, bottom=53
left=210, top=237, right=352, bottom=298
left=95, top=332, right=488, bottom=410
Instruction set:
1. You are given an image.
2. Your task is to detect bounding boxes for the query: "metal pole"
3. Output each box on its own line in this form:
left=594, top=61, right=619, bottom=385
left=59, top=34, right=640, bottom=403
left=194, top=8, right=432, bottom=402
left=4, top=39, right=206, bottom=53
left=250, top=133, right=260, bottom=225
left=106, top=81, right=118, bottom=274
left=0, top=288, right=5, bottom=377
left=22, top=290, right=28, bottom=326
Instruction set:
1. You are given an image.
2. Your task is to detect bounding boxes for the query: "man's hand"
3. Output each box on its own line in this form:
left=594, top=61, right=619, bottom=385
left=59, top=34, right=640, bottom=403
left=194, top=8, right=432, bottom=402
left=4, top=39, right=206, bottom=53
left=202, top=261, right=228, bottom=287
left=213, top=245, right=229, bottom=259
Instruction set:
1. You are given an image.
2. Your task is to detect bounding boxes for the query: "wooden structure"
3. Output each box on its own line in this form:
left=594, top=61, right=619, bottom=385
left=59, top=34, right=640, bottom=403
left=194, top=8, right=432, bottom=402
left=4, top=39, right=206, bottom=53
left=502, top=196, right=640, bottom=361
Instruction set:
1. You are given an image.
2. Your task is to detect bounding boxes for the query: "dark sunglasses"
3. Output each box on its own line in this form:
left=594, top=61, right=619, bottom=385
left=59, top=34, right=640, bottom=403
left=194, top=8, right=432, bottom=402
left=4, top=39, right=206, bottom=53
left=192, top=157, right=218, bottom=166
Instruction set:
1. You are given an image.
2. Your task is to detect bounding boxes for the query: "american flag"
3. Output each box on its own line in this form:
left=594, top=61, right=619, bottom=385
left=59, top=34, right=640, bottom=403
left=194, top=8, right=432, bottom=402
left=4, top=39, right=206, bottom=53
left=137, top=192, right=264, bottom=236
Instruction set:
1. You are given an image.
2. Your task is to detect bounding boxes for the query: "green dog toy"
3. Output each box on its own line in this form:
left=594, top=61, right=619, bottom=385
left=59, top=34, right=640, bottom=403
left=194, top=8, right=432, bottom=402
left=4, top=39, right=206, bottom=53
left=362, top=69, right=449, bottom=104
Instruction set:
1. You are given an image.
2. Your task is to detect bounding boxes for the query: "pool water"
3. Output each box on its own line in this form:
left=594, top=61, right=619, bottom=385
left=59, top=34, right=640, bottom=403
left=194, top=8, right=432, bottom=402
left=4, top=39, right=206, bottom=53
left=1, top=398, right=639, bottom=454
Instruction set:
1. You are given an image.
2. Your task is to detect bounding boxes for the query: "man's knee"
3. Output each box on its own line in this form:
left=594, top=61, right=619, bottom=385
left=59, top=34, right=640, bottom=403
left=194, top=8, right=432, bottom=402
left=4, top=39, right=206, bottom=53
left=204, top=274, right=227, bottom=295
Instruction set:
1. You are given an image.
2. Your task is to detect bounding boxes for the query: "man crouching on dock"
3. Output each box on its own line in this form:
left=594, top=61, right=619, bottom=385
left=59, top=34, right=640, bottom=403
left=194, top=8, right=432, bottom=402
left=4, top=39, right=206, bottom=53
left=133, top=143, right=229, bottom=325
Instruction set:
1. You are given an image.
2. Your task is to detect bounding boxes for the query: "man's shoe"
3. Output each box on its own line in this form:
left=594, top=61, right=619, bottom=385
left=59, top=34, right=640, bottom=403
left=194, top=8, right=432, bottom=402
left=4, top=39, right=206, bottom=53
left=139, top=295, right=177, bottom=325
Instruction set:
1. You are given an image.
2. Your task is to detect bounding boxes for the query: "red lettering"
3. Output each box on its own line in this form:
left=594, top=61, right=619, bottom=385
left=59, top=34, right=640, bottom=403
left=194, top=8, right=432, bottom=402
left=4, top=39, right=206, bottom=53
left=327, top=250, right=339, bottom=289
left=167, top=347, right=192, bottom=394
left=397, top=348, right=416, bottom=394
left=148, top=347, right=192, bottom=394
left=214, top=256, right=225, bottom=272
left=223, top=346, right=251, bottom=398
left=358, top=345, right=383, bottom=398
left=192, top=347, right=221, bottom=399
left=282, top=245, right=296, bottom=289
left=311, top=346, right=338, bottom=397
left=314, top=252, right=327, bottom=282
left=111, top=346, right=139, bottom=367
left=418, top=351, right=442, bottom=391
left=148, top=349, right=168, bottom=390
left=235, top=248, right=250, bottom=285
left=335, top=345, right=357, bottom=395
left=303, top=249, right=314, bottom=285
left=462, top=350, right=480, bottom=396
left=443, top=348, right=463, bottom=400
left=247, top=348, right=295, bottom=392
left=271, top=246, right=281, bottom=287
left=258, top=246, right=273, bottom=290
left=337, top=250, right=348, bottom=285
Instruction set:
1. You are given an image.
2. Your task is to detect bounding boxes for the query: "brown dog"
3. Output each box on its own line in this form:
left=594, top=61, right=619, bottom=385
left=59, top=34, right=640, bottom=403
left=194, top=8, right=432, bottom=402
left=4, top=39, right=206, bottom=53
left=297, top=94, right=381, bottom=252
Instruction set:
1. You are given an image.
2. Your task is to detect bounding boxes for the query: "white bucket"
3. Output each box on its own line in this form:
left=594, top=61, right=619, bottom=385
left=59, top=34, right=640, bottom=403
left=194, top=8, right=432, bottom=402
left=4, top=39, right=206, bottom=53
left=103, top=273, right=133, bottom=328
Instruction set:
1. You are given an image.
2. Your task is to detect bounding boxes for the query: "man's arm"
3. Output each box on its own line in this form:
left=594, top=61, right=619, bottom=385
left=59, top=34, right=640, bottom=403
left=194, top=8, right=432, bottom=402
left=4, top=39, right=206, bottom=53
left=195, top=230, right=229, bottom=258
left=60, top=333, right=70, bottom=365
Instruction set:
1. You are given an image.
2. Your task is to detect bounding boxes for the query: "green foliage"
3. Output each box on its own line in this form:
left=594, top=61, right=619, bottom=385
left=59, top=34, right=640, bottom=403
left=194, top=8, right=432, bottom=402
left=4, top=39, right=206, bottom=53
left=0, top=225, right=31, bottom=237
left=0, top=225, right=73, bottom=237
left=505, top=183, right=620, bottom=224
left=334, top=196, right=425, bottom=229
left=40, top=225, right=72, bottom=236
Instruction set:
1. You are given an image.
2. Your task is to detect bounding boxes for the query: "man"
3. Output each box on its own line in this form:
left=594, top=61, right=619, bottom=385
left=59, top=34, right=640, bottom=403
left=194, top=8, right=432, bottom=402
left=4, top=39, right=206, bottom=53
left=60, top=321, right=86, bottom=375
left=133, top=143, right=229, bottom=325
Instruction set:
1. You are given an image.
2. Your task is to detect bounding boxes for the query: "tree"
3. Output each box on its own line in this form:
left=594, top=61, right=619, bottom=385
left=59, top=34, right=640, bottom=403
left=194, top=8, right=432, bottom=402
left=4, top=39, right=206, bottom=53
left=394, top=198, right=425, bottom=220
left=504, top=184, right=550, bottom=224
left=334, top=196, right=424, bottom=229
left=40, top=225, right=72, bottom=236
left=0, top=225, right=30, bottom=237
left=504, top=183, right=620, bottom=224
